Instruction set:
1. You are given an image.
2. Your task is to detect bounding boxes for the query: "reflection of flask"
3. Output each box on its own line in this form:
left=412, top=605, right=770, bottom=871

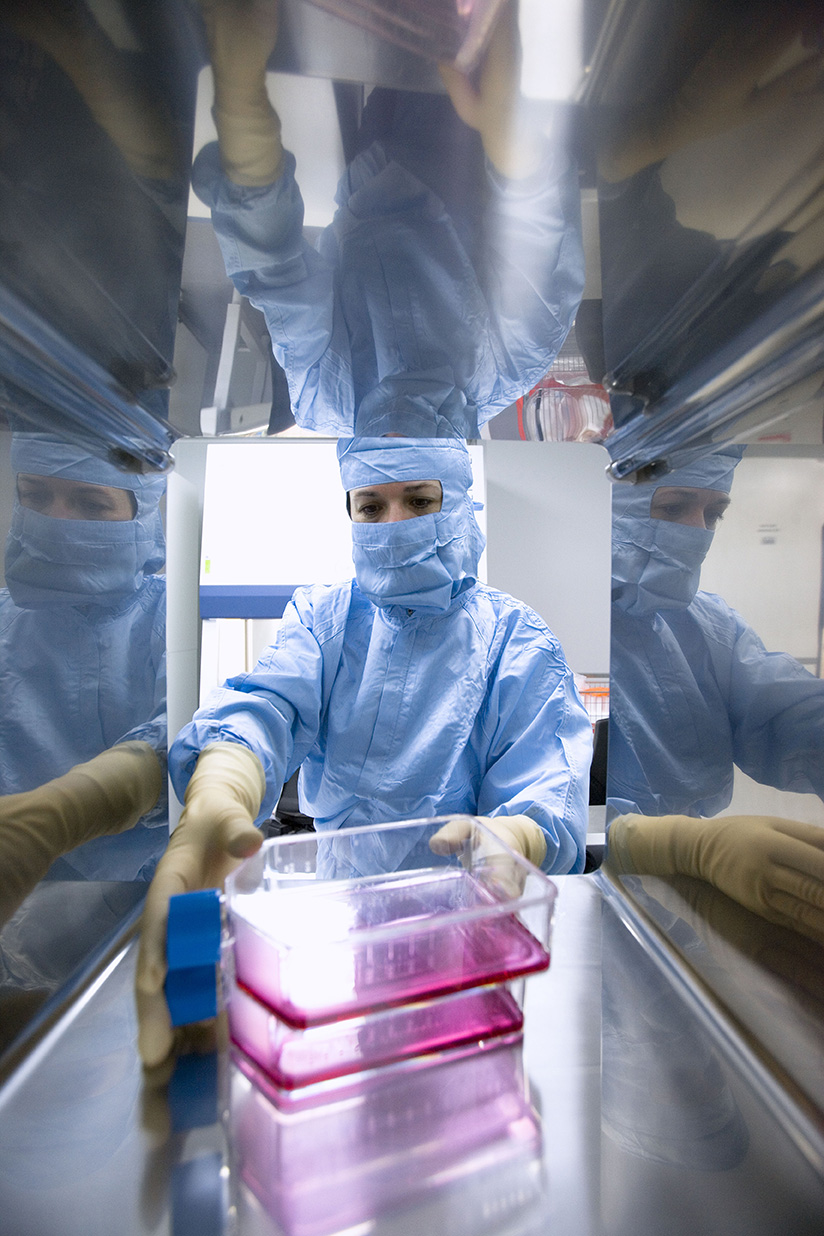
left=517, top=366, right=612, bottom=442
left=303, top=0, right=508, bottom=71
left=229, top=1039, right=543, bottom=1236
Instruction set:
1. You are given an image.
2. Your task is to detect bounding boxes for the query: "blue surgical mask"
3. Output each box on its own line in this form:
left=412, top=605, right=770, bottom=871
left=5, top=505, right=160, bottom=608
left=351, top=507, right=474, bottom=612
left=612, top=518, right=714, bottom=616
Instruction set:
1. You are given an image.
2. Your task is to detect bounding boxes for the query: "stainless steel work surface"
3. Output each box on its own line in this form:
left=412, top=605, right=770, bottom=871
left=0, top=876, right=822, bottom=1236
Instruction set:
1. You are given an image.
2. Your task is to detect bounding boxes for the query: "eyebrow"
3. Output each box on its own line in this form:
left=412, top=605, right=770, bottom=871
left=654, top=488, right=729, bottom=504
left=351, top=482, right=440, bottom=497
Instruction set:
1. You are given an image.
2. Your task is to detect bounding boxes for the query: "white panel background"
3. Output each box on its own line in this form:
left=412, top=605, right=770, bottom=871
left=699, top=453, right=824, bottom=665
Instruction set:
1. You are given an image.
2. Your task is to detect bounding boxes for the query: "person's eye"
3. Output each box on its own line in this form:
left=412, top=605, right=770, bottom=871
left=77, top=500, right=112, bottom=518
left=357, top=503, right=381, bottom=519
left=411, top=497, right=435, bottom=509
left=653, top=503, right=687, bottom=521
left=18, top=487, right=48, bottom=509
left=706, top=509, right=726, bottom=530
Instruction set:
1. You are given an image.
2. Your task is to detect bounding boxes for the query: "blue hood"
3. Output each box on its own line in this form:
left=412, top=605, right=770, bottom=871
left=5, top=433, right=166, bottom=608
left=612, top=448, right=743, bottom=616
left=338, top=437, right=485, bottom=613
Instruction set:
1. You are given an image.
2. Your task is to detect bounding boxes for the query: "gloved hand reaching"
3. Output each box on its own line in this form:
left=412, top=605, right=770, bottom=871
left=198, top=0, right=284, bottom=186
left=431, top=813, right=547, bottom=899
left=0, top=741, right=163, bottom=926
left=606, top=812, right=824, bottom=944
left=135, top=742, right=265, bottom=1067
left=430, top=813, right=548, bottom=867
left=439, top=0, right=544, bottom=180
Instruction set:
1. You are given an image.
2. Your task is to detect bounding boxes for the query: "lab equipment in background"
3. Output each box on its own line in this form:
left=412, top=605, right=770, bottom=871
left=517, top=361, right=612, bottom=443
left=166, top=818, right=556, bottom=1095
left=575, top=674, right=610, bottom=732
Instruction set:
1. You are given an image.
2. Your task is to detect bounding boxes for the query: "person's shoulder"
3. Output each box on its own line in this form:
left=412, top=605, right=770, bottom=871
left=290, top=579, right=365, bottom=638
left=462, top=584, right=563, bottom=650
left=688, top=590, right=748, bottom=643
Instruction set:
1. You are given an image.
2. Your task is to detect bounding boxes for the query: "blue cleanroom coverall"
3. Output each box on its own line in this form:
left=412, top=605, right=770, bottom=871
left=191, top=92, right=584, bottom=438
left=608, top=451, right=824, bottom=818
left=170, top=439, right=592, bottom=874
left=0, top=434, right=167, bottom=879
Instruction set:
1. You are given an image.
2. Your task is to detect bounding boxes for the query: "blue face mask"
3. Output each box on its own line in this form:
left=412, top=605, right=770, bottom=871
left=611, top=450, right=742, bottom=617
left=612, top=517, right=714, bottom=616
left=4, top=434, right=166, bottom=609
left=338, top=437, right=485, bottom=614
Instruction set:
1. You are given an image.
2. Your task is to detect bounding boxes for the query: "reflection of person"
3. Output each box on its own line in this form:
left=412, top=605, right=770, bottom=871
left=605, top=448, right=824, bottom=944
left=192, top=0, right=584, bottom=437
left=0, top=434, right=168, bottom=912
left=137, top=437, right=592, bottom=1063
left=608, top=448, right=824, bottom=818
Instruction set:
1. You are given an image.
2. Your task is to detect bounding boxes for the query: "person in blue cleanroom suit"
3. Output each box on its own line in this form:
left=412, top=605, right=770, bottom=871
left=0, top=433, right=167, bottom=917
left=137, top=436, right=592, bottom=1064
left=191, top=0, right=584, bottom=438
left=607, top=448, right=824, bottom=819
left=605, top=447, right=824, bottom=947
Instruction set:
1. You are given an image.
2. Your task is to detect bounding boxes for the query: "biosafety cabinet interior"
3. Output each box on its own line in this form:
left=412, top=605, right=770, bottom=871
left=1, top=2, right=824, bottom=1234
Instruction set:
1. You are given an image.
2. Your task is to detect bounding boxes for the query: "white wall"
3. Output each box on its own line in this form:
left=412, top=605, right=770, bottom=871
left=699, top=452, right=824, bottom=666
left=483, top=441, right=612, bottom=674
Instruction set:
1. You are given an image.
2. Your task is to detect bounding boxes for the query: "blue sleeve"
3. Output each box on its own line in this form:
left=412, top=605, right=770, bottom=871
left=479, top=147, right=585, bottom=414
left=713, top=602, right=824, bottom=797
left=477, top=624, right=592, bottom=874
left=168, top=592, right=326, bottom=823
left=191, top=143, right=354, bottom=434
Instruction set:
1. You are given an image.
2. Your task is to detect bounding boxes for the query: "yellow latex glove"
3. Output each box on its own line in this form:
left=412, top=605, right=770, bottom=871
left=199, top=0, right=284, bottom=186
left=135, top=742, right=264, bottom=1067
left=607, top=813, right=824, bottom=945
left=430, top=813, right=547, bottom=898
left=0, top=741, right=163, bottom=927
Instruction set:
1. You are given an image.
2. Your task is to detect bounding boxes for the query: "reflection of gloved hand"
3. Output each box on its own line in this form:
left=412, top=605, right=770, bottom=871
left=4, top=0, right=180, bottom=180
left=136, top=742, right=264, bottom=1068
left=646, top=875, right=824, bottom=1015
left=607, top=813, right=824, bottom=944
left=198, top=0, right=284, bottom=186
left=431, top=813, right=547, bottom=866
left=0, top=741, right=163, bottom=927
left=439, top=0, right=543, bottom=179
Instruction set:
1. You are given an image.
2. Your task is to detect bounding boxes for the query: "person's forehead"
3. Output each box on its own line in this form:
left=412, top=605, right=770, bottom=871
left=349, top=479, right=441, bottom=494
left=18, top=473, right=128, bottom=495
left=653, top=486, right=730, bottom=501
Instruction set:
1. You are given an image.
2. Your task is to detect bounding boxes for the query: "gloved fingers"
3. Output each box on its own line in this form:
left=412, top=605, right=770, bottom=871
left=177, top=793, right=263, bottom=875
left=768, top=817, right=824, bottom=867
left=769, top=859, right=824, bottom=911
left=139, top=1014, right=228, bottom=1144
left=762, top=884, right=824, bottom=946
left=430, top=815, right=532, bottom=899
left=221, top=813, right=264, bottom=860
left=135, top=842, right=194, bottom=1066
left=429, top=815, right=476, bottom=857
left=135, top=800, right=262, bottom=1066
left=667, top=875, right=824, bottom=1004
